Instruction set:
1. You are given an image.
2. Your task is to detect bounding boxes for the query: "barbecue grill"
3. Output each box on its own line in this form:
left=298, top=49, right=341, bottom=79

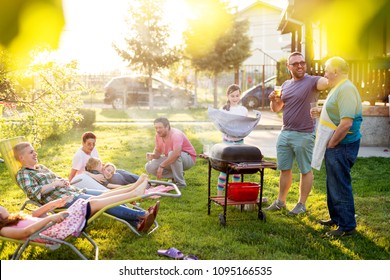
left=209, top=143, right=263, bottom=172
left=204, top=143, right=277, bottom=226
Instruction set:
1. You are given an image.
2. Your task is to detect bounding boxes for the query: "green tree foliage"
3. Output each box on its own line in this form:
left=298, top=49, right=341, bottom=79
left=0, top=0, right=84, bottom=146
left=189, top=20, right=251, bottom=73
left=276, top=58, right=290, bottom=85
left=113, top=0, right=181, bottom=109
left=0, top=0, right=64, bottom=63
left=184, top=0, right=252, bottom=108
left=0, top=50, right=83, bottom=146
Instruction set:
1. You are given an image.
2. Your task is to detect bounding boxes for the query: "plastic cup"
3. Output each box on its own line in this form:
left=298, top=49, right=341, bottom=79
left=310, top=102, right=320, bottom=119
left=274, top=86, right=282, bottom=97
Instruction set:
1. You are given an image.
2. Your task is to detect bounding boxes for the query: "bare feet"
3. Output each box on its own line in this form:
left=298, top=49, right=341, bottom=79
left=131, top=178, right=148, bottom=197
left=125, top=174, right=149, bottom=195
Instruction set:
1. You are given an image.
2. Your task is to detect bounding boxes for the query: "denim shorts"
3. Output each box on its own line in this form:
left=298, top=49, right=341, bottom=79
left=276, top=130, right=315, bottom=174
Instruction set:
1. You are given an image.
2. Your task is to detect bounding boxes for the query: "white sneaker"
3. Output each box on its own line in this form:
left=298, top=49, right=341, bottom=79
left=264, top=200, right=286, bottom=211
left=288, top=202, right=306, bottom=215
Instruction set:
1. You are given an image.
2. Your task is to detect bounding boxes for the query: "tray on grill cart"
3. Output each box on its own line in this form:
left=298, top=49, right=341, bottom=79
left=204, top=143, right=277, bottom=226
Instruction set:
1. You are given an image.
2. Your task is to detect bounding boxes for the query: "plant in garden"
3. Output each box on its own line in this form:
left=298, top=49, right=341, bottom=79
left=0, top=49, right=84, bottom=146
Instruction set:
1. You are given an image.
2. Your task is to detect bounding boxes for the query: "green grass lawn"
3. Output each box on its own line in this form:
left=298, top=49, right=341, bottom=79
left=0, top=123, right=389, bottom=260
left=93, top=107, right=210, bottom=123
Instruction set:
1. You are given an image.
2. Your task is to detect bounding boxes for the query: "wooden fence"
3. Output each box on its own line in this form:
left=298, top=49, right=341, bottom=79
left=309, top=59, right=390, bottom=105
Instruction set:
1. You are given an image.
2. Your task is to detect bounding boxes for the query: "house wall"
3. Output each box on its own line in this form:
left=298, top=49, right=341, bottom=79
left=360, top=105, right=390, bottom=147
left=236, top=3, right=290, bottom=65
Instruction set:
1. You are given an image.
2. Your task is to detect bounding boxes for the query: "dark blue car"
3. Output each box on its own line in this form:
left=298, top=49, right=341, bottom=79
left=240, top=76, right=276, bottom=109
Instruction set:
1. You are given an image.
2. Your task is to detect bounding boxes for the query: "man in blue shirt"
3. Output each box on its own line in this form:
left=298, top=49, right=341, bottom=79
left=267, top=52, right=328, bottom=215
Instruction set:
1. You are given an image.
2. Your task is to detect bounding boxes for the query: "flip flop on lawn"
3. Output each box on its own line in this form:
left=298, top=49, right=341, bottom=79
left=183, top=254, right=198, bottom=260
left=157, top=247, right=185, bottom=259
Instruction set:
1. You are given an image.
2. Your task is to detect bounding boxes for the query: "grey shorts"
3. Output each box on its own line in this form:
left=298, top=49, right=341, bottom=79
left=276, top=130, right=315, bottom=174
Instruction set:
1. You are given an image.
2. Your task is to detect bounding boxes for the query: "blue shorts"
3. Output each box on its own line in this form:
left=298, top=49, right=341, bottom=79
left=276, top=130, right=315, bottom=174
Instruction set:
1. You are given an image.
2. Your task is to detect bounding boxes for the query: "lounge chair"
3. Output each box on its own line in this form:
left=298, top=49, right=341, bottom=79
left=0, top=137, right=182, bottom=259
left=0, top=136, right=40, bottom=210
left=0, top=216, right=99, bottom=260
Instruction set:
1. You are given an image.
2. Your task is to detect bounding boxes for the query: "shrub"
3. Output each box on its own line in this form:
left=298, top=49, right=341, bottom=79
left=75, top=108, right=96, bottom=128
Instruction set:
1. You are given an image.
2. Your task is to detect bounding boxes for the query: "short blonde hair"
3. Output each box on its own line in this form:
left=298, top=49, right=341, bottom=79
left=13, top=142, right=31, bottom=161
left=85, top=157, right=102, bottom=172
left=103, top=162, right=116, bottom=173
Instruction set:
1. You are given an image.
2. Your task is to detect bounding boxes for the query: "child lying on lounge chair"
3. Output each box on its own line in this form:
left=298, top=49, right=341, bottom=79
left=84, top=157, right=121, bottom=190
left=84, top=157, right=143, bottom=190
left=0, top=174, right=160, bottom=240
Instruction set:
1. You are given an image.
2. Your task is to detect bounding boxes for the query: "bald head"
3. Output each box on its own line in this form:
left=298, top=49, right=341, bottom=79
left=325, top=56, right=349, bottom=75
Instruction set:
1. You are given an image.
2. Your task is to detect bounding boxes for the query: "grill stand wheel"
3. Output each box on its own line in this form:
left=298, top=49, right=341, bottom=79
left=219, top=214, right=226, bottom=226
left=258, top=209, right=266, bottom=221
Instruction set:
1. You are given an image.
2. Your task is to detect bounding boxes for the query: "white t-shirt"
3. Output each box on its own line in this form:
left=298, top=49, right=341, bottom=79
left=72, top=147, right=99, bottom=175
left=226, top=105, right=248, bottom=117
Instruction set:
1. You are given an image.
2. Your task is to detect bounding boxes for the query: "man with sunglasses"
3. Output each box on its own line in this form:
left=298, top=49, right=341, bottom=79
left=266, top=52, right=328, bottom=215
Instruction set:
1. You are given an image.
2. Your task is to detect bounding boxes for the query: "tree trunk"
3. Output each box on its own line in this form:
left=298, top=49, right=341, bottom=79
left=194, top=70, right=198, bottom=108
left=148, top=73, right=154, bottom=110
left=213, top=75, right=218, bottom=108
left=234, top=66, right=239, bottom=84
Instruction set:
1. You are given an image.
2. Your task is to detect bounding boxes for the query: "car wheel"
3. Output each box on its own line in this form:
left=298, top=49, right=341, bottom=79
left=245, top=96, right=259, bottom=109
left=112, top=97, right=124, bottom=110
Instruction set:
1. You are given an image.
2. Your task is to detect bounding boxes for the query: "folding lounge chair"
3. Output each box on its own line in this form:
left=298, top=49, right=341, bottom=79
left=0, top=136, right=181, bottom=236
left=0, top=137, right=182, bottom=258
left=88, top=180, right=182, bottom=237
left=0, top=137, right=98, bottom=259
left=0, top=181, right=182, bottom=260
left=0, top=136, right=40, bottom=210
left=0, top=217, right=99, bottom=260
left=0, top=184, right=181, bottom=260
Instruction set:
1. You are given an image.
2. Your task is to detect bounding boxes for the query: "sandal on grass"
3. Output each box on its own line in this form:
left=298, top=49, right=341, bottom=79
left=184, top=254, right=198, bottom=260
left=157, top=247, right=184, bottom=259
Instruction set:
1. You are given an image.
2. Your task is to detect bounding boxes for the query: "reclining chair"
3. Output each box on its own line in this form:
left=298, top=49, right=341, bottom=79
left=0, top=136, right=39, bottom=210
left=1, top=181, right=181, bottom=260
left=0, top=216, right=99, bottom=260
left=0, top=136, right=181, bottom=259
left=0, top=137, right=98, bottom=259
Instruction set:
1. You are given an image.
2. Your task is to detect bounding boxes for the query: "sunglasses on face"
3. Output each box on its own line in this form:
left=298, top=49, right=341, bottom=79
left=289, top=61, right=306, bottom=67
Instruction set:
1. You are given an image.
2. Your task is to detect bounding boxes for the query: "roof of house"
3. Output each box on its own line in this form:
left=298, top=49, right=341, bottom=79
left=236, top=0, right=284, bottom=14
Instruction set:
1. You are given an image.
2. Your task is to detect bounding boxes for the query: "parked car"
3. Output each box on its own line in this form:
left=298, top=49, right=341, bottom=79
left=103, top=75, right=194, bottom=109
left=240, top=76, right=276, bottom=109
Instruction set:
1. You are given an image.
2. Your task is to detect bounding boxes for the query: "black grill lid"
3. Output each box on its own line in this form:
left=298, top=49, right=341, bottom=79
left=210, top=143, right=263, bottom=163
